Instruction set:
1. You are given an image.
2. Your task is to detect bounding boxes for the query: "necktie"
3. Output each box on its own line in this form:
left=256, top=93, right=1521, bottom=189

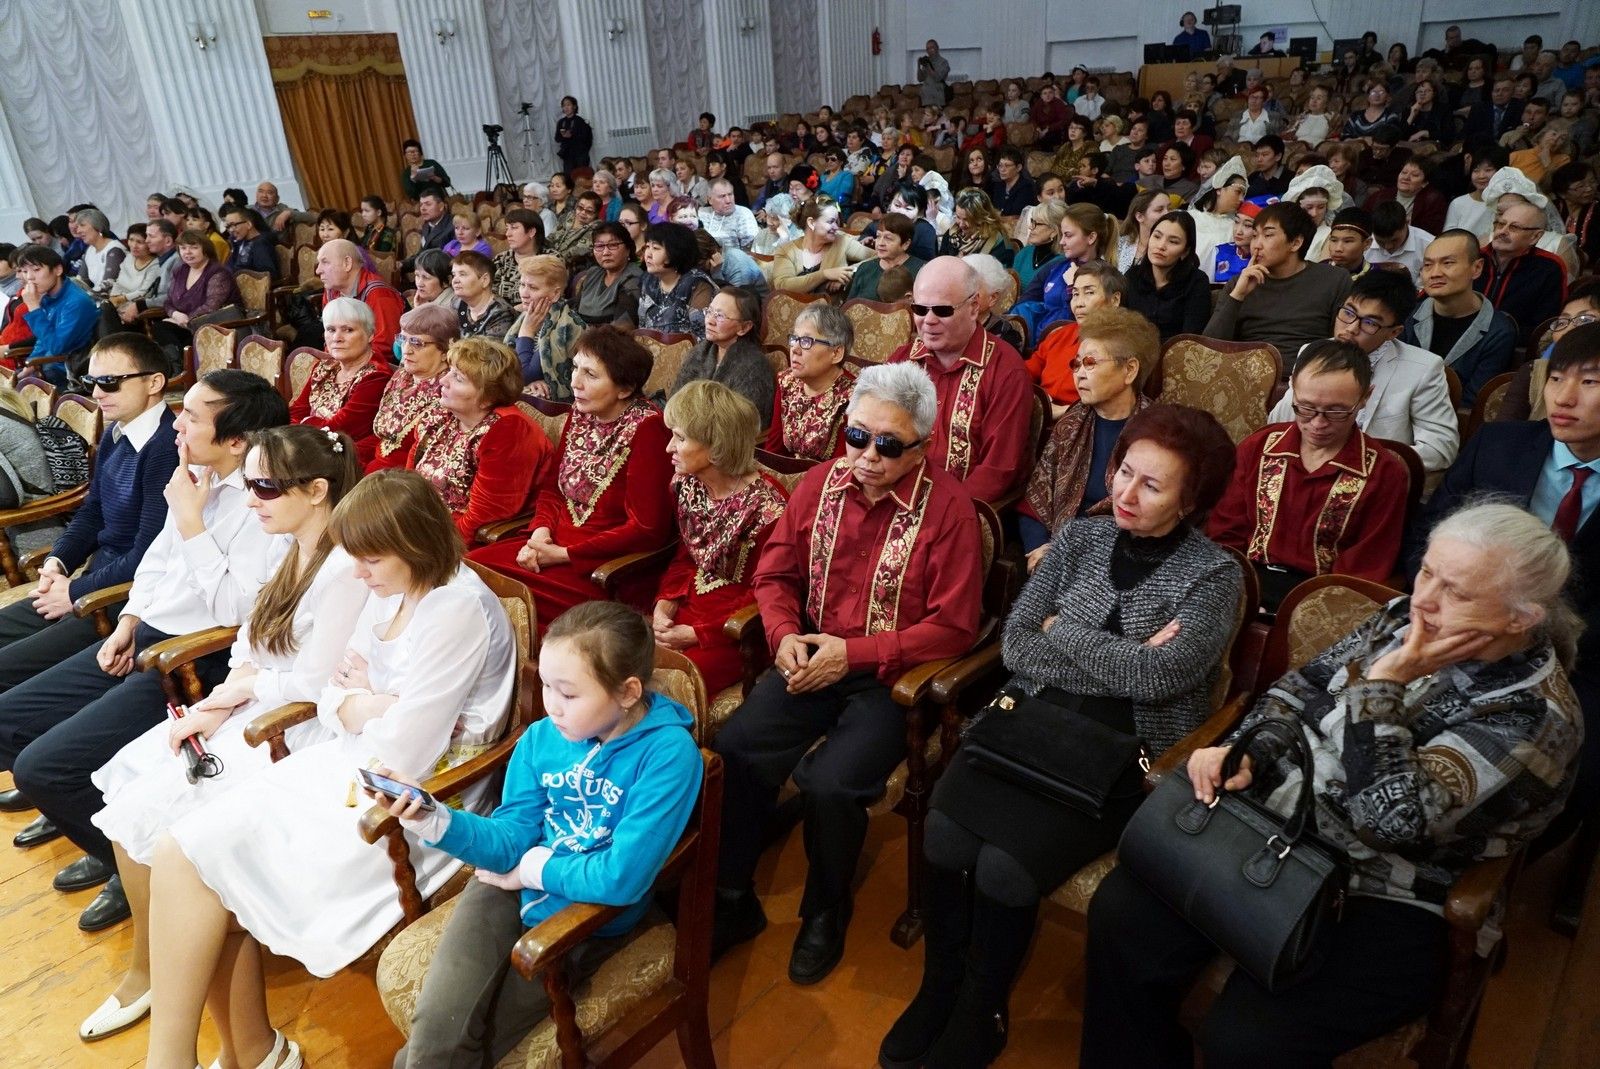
left=1553, top=465, right=1592, bottom=542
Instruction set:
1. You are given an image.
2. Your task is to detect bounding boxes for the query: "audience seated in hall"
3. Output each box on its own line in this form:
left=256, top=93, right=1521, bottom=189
left=219, top=205, right=279, bottom=281
left=963, top=253, right=1026, bottom=353
left=289, top=297, right=394, bottom=466
left=1323, top=206, right=1375, bottom=278
left=448, top=250, right=517, bottom=342
left=1500, top=279, right=1600, bottom=421
left=315, top=238, right=405, bottom=355
left=491, top=208, right=546, bottom=304
left=765, top=302, right=858, bottom=463
left=1272, top=269, right=1460, bottom=473
left=669, top=285, right=775, bottom=419
left=367, top=303, right=459, bottom=472
left=889, top=256, right=1034, bottom=505
left=1024, top=259, right=1124, bottom=414
left=469, top=326, right=673, bottom=635
left=1401, top=229, right=1517, bottom=407
left=509, top=253, right=584, bottom=399
left=0, top=244, right=97, bottom=386
left=1210, top=339, right=1411, bottom=609
left=1011, top=203, right=1115, bottom=343
left=1, top=368, right=287, bottom=932
left=408, top=337, right=551, bottom=545
left=1123, top=210, right=1213, bottom=341
left=846, top=213, right=925, bottom=303
left=712, top=360, right=985, bottom=985
left=1474, top=173, right=1572, bottom=346
left=771, top=200, right=873, bottom=297
left=637, top=222, right=718, bottom=340
left=1365, top=201, right=1434, bottom=286
left=570, top=221, right=643, bottom=329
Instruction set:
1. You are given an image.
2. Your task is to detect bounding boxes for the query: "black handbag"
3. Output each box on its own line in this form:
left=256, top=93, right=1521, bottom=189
left=961, top=687, right=1145, bottom=819
left=1117, top=719, right=1347, bottom=993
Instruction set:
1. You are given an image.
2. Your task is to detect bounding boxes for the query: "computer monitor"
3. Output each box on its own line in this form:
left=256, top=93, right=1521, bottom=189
left=1288, top=36, right=1318, bottom=62
left=1144, top=43, right=1185, bottom=64
left=1331, top=37, right=1362, bottom=62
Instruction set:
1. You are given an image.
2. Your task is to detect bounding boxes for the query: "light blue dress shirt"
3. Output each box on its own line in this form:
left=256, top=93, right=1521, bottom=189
left=1529, top=441, right=1600, bottom=532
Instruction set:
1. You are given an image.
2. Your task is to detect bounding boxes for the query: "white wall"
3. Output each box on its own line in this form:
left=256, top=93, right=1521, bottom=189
left=254, top=0, right=397, bottom=35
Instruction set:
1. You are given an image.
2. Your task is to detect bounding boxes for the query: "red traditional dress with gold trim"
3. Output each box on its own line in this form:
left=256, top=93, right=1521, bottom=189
left=763, top=367, right=857, bottom=461
left=288, top=356, right=393, bottom=467
left=409, top=405, right=552, bottom=545
left=751, top=457, right=984, bottom=682
left=468, top=399, right=674, bottom=634
left=366, top=368, right=446, bottom=472
left=1206, top=422, right=1409, bottom=584
left=888, top=328, right=1033, bottom=504
left=657, top=471, right=789, bottom=692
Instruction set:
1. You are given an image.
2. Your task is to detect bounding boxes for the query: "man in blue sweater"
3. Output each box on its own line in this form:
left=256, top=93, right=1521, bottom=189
left=11, top=244, right=97, bottom=387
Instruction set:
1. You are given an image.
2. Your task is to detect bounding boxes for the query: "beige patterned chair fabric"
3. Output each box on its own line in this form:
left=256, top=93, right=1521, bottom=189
left=1155, top=337, right=1280, bottom=445
left=295, top=244, right=318, bottom=282
left=234, top=271, right=272, bottom=316
left=637, top=333, right=695, bottom=399
left=866, top=733, right=942, bottom=818
left=51, top=396, right=102, bottom=449
left=706, top=685, right=742, bottom=741
left=1048, top=851, right=1117, bottom=914
left=1285, top=585, right=1385, bottom=674
left=17, top=379, right=53, bottom=420
left=842, top=301, right=914, bottom=365
left=761, top=292, right=826, bottom=349
left=515, top=402, right=568, bottom=446
left=193, top=325, right=237, bottom=379
left=286, top=348, right=323, bottom=402
left=237, top=338, right=284, bottom=392
left=377, top=897, right=678, bottom=1069
left=651, top=649, right=709, bottom=745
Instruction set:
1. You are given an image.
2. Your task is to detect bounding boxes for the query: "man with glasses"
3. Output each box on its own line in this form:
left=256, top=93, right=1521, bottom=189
left=712, top=361, right=983, bottom=984
left=1210, top=339, right=1410, bottom=609
left=888, top=256, right=1033, bottom=504
left=1475, top=196, right=1568, bottom=347
left=0, top=365, right=287, bottom=931
left=219, top=206, right=279, bottom=281
left=1499, top=278, right=1600, bottom=421
left=1402, top=230, right=1516, bottom=407
left=1271, top=269, right=1459, bottom=472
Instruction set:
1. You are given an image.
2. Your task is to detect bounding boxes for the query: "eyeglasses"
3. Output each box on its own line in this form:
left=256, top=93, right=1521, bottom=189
left=1553, top=313, right=1599, bottom=332
left=1068, top=354, right=1122, bottom=372
left=398, top=334, right=438, bottom=349
left=1492, top=217, right=1544, bottom=234
left=1290, top=402, right=1358, bottom=423
left=245, top=476, right=315, bottom=501
left=1336, top=305, right=1396, bottom=335
left=843, top=425, right=923, bottom=458
left=705, top=308, right=745, bottom=324
left=788, top=334, right=836, bottom=349
left=591, top=241, right=626, bottom=252
left=910, top=292, right=977, bottom=318
left=84, top=370, right=160, bottom=392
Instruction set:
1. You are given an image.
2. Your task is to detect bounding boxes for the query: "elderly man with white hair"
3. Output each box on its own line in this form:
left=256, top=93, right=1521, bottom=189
left=712, top=360, right=985, bottom=985
left=889, top=255, right=1034, bottom=504
left=1474, top=167, right=1571, bottom=346
left=313, top=237, right=405, bottom=355
left=699, top=178, right=759, bottom=251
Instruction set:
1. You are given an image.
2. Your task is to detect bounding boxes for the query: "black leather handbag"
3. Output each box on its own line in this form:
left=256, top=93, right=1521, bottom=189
left=961, top=687, right=1145, bottom=819
left=1117, top=719, right=1347, bottom=993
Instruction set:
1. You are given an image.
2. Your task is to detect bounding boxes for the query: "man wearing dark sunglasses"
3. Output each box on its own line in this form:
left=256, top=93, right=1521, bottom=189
left=0, top=367, right=288, bottom=931
left=712, top=362, right=984, bottom=985
left=887, top=256, right=1033, bottom=505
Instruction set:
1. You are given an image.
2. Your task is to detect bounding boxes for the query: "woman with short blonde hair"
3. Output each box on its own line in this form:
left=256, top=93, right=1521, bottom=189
left=290, top=295, right=394, bottom=465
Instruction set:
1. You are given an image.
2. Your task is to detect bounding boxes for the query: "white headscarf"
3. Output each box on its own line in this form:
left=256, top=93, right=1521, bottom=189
left=1282, top=164, right=1347, bottom=215
left=1482, top=166, right=1562, bottom=231
left=1196, top=155, right=1248, bottom=202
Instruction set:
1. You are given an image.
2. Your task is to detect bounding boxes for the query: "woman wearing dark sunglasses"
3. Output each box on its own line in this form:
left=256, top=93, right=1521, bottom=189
left=85, top=425, right=365, bottom=1051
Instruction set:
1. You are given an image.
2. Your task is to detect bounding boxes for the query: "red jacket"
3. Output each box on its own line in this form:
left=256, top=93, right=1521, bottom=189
left=324, top=268, right=405, bottom=356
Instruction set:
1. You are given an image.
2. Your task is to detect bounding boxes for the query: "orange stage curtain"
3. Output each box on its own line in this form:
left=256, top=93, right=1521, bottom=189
left=265, top=34, right=419, bottom=212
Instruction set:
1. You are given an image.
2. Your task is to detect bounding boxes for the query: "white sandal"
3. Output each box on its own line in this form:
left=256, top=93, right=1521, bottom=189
left=79, top=989, right=151, bottom=1040
left=206, top=1029, right=303, bottom=1069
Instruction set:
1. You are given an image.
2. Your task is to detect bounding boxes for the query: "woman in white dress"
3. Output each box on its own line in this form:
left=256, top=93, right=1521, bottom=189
left=83, top=425, right=367, bottom=1049
left=140, top=470, right=518, bottom=1069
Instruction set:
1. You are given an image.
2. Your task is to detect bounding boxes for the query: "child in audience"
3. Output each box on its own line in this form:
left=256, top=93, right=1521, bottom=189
left=1212, top=202, right=1262, bottom=285
left=138, top=470, right=518, bottom=1069
left=381, top=601, right=702, bottom=1068
left=83, top=425, right=366, bottom=1045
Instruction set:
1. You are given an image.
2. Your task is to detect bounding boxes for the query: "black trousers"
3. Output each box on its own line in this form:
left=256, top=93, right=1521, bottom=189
left=0, top=622, right=229, bottom=865
left=713, top=669, right=906, bottom=917
left=0, top=597, right=108, bottom=694
left=1081, top=866, right=1449, bottom=1069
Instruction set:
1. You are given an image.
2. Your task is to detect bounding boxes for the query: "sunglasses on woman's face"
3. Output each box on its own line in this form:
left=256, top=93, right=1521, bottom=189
left=843, top=425, right=922, bottom=459
left=245, top=476, right=315, bottom=501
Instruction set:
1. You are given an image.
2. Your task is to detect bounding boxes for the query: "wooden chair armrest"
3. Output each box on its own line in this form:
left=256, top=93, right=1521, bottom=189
left=19, top=546, right=53, bottom=572
left=73, top=582, right=133, bottom=620
left=723, top=603, right=761, bottom=644
left=243, top=700, right=318, bottom=749
left=590, top=542, right=678, bottom=593
left=214, top=314, right=267, bottom=332
left=6, top=341, right=34, bottom=358
left=1144, top=694, right=1248, bottom=791
left=510, top=900, right=629, bottom=981
left=356, top=728, right=528, bottom=844
left=928, top=642, right=1004, bottom=705
left=891, top=656, right=958, bottom=707
left=0, top=486, right=87, bottom=528
left=135, top=626, right=240, bottom=675
left=1444, top=854, right=1516, bottom=931
left=137, top=307, right=167, bottom=321
left=475, top=514, right=532, bottom=544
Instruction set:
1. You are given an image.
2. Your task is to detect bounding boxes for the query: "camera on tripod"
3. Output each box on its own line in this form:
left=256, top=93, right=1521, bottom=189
left=517, top=101, right=533, bottom=116
left=483, top=123, right=504, bottom=146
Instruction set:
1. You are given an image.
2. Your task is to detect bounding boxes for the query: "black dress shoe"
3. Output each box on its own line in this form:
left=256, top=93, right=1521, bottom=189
left=788, top=901, right=852, bottom=985
left=79, top=876, right=131, bottom=932
left=711, top=887, right=768, bottom=962
left=54, top=854, right=114, bottom=892
left=12, top=814, right=60, bottom=848
left=0, top=787, right=34, bottom=812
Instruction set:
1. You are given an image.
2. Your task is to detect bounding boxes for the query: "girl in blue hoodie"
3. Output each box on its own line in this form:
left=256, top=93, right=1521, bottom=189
left=379, top=600, right=702, bottom=1068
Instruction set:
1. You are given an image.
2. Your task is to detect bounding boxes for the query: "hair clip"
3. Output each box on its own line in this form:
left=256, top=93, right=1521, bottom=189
left=325, top=429, right=344, bottom=454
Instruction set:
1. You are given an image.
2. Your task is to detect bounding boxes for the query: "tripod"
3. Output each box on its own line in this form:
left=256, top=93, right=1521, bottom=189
left=485, top=139, right=514, bottom=193
left=517, top=105, right=538, bottom=172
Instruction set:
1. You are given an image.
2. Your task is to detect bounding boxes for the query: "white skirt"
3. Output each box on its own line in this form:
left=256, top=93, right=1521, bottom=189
left=167, top=733, right=471, bottom=978
left=92, top=708, right=333, bottom=865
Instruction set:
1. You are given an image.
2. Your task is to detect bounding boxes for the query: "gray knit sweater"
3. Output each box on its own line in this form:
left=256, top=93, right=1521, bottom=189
left=1002, top=515, right=1242, bottom=754
left=668, top=337, right=777, bottom=421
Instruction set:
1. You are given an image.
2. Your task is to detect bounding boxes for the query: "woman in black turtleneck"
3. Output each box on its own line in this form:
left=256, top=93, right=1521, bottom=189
left=879, top=403, right=1243, bottom=1069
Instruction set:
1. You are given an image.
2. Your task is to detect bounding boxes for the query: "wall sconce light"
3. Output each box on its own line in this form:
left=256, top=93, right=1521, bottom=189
left=432, top=17, right=458, bottom=45
left=186, top=20, right=218, bottom=50
left=606, top=16, right=628, bottom=42
left=738, top=15, right=759, bottom=34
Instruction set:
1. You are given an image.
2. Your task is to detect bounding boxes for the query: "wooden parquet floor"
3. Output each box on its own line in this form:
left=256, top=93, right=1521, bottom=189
left=2, top=767, right=1598, bottom=1068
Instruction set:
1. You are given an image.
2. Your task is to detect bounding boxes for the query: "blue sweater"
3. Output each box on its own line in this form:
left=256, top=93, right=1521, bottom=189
left=23, top=281, right=98, bottom=358
left=52, top=409, right=180, bottom=601
left=431, top=692, right=702, bottom=937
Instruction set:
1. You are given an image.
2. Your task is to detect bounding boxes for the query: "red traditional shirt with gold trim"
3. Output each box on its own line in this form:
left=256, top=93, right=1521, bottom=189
left=763, top=367, right=857, bottom=461
left=1207, top=421, right=1409, bottom=583
left=367, top=368, right=446, bottom=472
left=658, top=471, right=789, bottom=647
left=888, top=327, right=1034, bottom=505
left=752, top=457, right=983, bottom=681
left=409, top=405, right=552, bottom=544
left=288, top=356, right=393, bottom=467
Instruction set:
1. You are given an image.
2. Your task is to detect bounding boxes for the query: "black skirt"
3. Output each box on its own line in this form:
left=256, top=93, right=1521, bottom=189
left=930, top=691, right=1145, bottom=890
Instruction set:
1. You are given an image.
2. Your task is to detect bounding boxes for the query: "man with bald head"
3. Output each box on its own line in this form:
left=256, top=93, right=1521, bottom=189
left=1474, top=196, right=1568, bottom=347
left=888, top=256, right=1034, bottom=504
left=313, top=239, right=403, bottom=354
left=251, top=182, right=296, bottom=244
